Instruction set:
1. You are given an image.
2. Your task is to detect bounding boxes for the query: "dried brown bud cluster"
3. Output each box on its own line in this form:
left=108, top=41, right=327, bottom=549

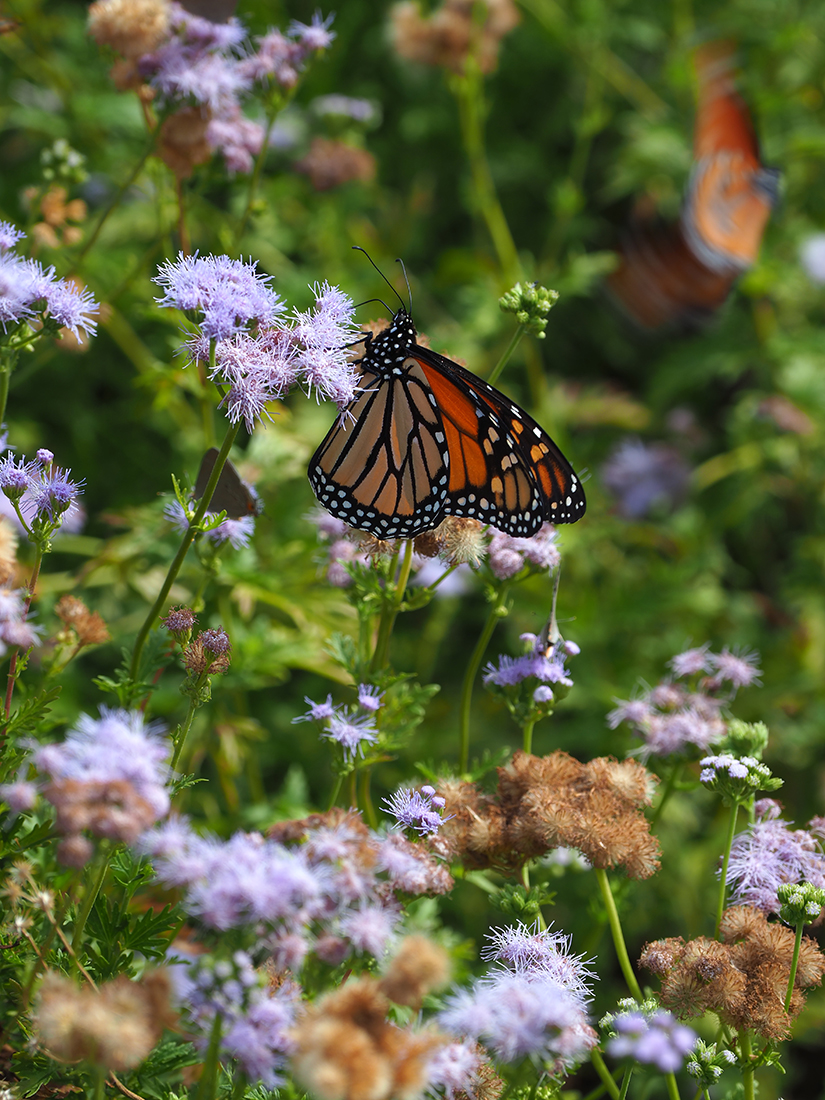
left=23, top=185, right=87, bottom=250
left=159, top=107, right=213, bottom=180
left=55, top=595, right=111, bottom=647
left=87, top=0, right=170, bottom=59
left=295, top=138, right=376, bottom=191
left=438, top=751, right=660, bottom=879
left=414, top=518, right=487, bottom=566
left=378, top=935, right=451, bottom=1008
left=640, top=906, right=825, bottom=1039
left=45, top=778, right=158, bottom=864
left=390, top=0, right=520, bottom=75
left=35, top=969, right=174, bottom=1070
left=0, top=517, right=18, bottom=582
left=291, top=966, right=447, bottom=1100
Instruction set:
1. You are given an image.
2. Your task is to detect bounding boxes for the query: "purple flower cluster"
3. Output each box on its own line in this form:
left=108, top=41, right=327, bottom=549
left=607, top=1007, right=696, bottom=1072
left=0, top=449, right=84, bottom=532
left=483, top=634, right=577, bottom=691
left=0, top=221, right=99, bottom=336
left=142, top=809, right=454, bottom=966
left=725, top=799, right=825, bottom=915
left=382, top=785, right=450, bottom=837
left=488, top=523, right=560, bottom=580
left=608, top=644, right=762, bottom=760
left=164, top=499, right=256, bottom=549
left=425, top=1039, right=484, bottom=1100
left=137, top=4, right=334, bottom=173
left=0, top=583, right=41, bottom=658
left=155, top=257, right=361, bottom=430
left=293, top=686, right=383, bottom=761
left=601, top=437, right=691, bottom=519
left=438, top=921, right=596, bottom=1067
left=171, top=948, right=298, bottom=1087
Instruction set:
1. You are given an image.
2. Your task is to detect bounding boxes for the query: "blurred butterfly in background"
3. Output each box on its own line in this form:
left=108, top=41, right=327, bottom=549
left=193, top=447, right=262, bottom=518
left=308, top=279, right=586, bottom=540
left=607, top=41, right=780, bottom=330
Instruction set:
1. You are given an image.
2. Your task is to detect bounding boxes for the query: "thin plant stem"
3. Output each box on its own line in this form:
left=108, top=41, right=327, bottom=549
left=130, top=420, right=242, bottom=680
left=665, top=1070, right=682, bottom=1100
left=590, top=1048, right=621, bottom=1100
left=68, top=133, right=157, bottom=275
left=170, top=674, right=209, bottom=772
left=486, top=324, right=527, bottom=387
left=740, top=1029, right=754, bottom=1100
left=714, top=802, right=740, bottom=938
left=235, top=104, right=282, bottom=245
left=71, top=848, right=112, bottom=953
left=4, top=545, right=44, bottom=723
left=92, top=1065, right=106, bottom=1100
left=370, top=540, right=414, bottom=671
left=458, top=583, right=510, bottom=773
left=175, top=176, right=191, bottom=257
left=328, top=773, right=343, bottom=810
left=197, top=1011, right=224, bottom=1100
left=348, top=768, right=358, bottom=809
left=784, top=921, right=804, bottom=1013
left=0, top=363, right=11, bottom=427
left=522, top=717, right=536, bottom=756
left=594, top=867, right=643, bottom=1001
left=361, top=766, right=377, bottom=829
left=618, top=1066, right=633, bottom=1100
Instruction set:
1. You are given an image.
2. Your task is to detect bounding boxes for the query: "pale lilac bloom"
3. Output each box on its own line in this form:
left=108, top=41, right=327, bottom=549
left=606, top=697, right=654, bottom=729
left=376, top=832, right=453, bottom=895
left=488, top=524, right=560, bottom=574
left=0, top=454, right=34, bottom=498
left=483, top=638, right=573, bottom=689
left=533, top=685, right=554, bottom=703
left=357, top=684, right=384, bottom=712
left=481, top=922, right=596, bottom=1000
left=323, top=711, right=378, bottom=760
left=699, top=754, right=750, bottom=783
left=206, top=109, right=264, bottom=175
left=669, top=644, right=713, bottom=677
left=602, top=438, right=690, bottom=519
left=382, top=786, right=449, bottom=836
left=607, top=1009, right=696, bottom=1072
left=800, top=234, right=825, bottom=285
left=292, top=695, right=336, bottom=723
left=307, top=508, right=349, bottom=540
left=0, top=221, right=24, bottom=252
left=41, top=280, right=99, bottom=337
left=164, top=500, right=255, bottom=549
left=338, top=901, right=399, bottom=956
left=0, top=776, right=39, bottom=813
left=725, top=803, right=825, bottom=914
left=27, top=465, right=84, bottom=522
left=709, top=647, right=761, bottom=688
left=292, top=281, right=362, bottom=409
left=0, top=244, right=98, bottom=336
left=425, top=1040, right=483, bottom=1100
left=290, top=11, right=335, bottom=51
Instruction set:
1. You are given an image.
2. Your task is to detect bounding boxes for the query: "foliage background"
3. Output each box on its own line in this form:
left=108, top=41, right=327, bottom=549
left=3, top=0, right=825, bottom=1095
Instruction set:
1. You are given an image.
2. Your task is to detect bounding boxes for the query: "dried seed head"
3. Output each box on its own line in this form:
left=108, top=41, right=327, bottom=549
left=158, top=107, right=212, bottom=179
left=378, top=935, right=451, bottom=1007
left=88, top=0, right=171, bottom=59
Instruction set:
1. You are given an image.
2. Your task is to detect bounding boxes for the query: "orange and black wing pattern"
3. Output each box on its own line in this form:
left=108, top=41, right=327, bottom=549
left=308, top=308, right=585, bottom=539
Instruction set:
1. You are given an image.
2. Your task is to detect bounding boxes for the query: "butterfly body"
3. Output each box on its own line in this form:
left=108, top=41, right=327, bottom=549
left=309, top=307, right=585, bottom=539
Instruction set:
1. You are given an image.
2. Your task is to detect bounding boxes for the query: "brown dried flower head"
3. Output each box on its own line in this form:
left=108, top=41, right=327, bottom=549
left=31, top=185, right=87, bottom=250
left=44, top=778, right=158, bottom=847
left=390, top=0, right=520, bottom=75
left=158, top=106, right=212, bottom=179
left=291, top=976, right=446, bottom=1100
left=378, top=935, right=451, bottom=1007
left=295, top=138, right=376, bottom=191
left=55, top=595, right=111, bottom=647
left=429, top=517, right=487, bottom=566
left=88, top=0, right=171, bottom=59
left=0, top=517, right=18, bottom=583
left=35, top=969, right=173, bottom=1070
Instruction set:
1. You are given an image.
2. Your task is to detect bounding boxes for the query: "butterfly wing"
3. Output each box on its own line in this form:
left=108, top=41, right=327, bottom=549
left=194, top=447, right=261, bottom=518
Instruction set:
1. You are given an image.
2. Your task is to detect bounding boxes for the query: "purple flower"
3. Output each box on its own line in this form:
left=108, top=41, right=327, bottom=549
left=357, top=684, right=384, bottom=712
left=800, top=234, right=825, bottom=284
left=154, top=253, right=284, bottom=340
left=488, top=526, right=560, bottom=580
left=0, top=454, right=35, bottom=499
left=0, top=776, right=39, bottom=813
left=382, top=786, right=450, bottom=837
left=206, top=109, right=264, bottom=175
left=323, top=710, right=378, bottom=760
left=725, top=806, right=825, bottom=915
left=41, top=279, right=99, bottom=337
left=292, top=695, right=336, bottom=723
left=0, top=221, right=25, bottom=252
left=669, top=644, right=713, bottom=677
left=709, top=647, right=761, bottom=689
left=338, top=901, right=399, bottom=957
left=480, top=922, right=596, bottom=1000
left=27, top=465, right=84, bottom=522
left=483, top=638, right=573, bottom=689
left=425, top=1040, right=483, bottom=1100
left=602, top=438, right=690, bottom=519
left=289, top=11, right=335, bottom=51
left=607, top=1009, right=696, bottom=1073
left=292, top=281, right=362, bottom=409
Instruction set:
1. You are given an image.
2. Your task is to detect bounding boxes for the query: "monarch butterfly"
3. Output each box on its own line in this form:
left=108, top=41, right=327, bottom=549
left=608, top=42, right=780, bottom=329
left=193, top=447, right=262, bottom=518
left=308, top=303, right=586, bottom=540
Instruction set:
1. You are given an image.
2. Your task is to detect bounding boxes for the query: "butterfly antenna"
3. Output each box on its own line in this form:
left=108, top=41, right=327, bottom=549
left=352, top=246, right=406, bottom=310
left=396, top=257, right=413, bottom=313
left=354, top=296, right=394, bottom=315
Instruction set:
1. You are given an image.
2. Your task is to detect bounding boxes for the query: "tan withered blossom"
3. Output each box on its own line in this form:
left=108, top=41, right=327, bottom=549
left=27, top=185, right=88, bottom=250
left=54, top=595, right=111, bottom=647
left=44, top=777, right=158, bottom=849
left=415, top=517, right=487, bottom=566
left=439, top=752, right=660, bottom=878
left=640, top=905, right=825, bottom=1040
left=35, top=969, right=174, bottom=1070
left=295, top=138, right=376, bottom=191
left=88, top=0, right=170, bottom=59
left=291, top=975, right=446, bottom=1100
left=158, top=107, right=212, bottom=179
left=0, top=517, right=18, bottom=582
left=378, top=935, right=451, bottom=1008
left=389, top=0, right=519, bottom=75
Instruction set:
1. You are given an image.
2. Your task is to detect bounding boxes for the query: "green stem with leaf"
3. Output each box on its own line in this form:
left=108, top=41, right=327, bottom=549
left=714, top=802, right=740, bottom=938
left=487, top=323, right=527, bottom=387
left=71, top=847, right=112, bottom=953
left=784, top=922, right=804, bottom=1013
left=370, top=540, right=414, bottom=671
left=594, top=867, right=643, bottom=1001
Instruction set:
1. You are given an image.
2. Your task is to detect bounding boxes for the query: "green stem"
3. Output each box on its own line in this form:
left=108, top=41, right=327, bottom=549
left=486, top=324, right=527, bottom=387
left=784, top=922, right=804, bottom=1013
left=91, top=1064, right=106, bottom=1100
left=649, top=761, right=682, bottom=831
left=458, top=582, right=510, bottom=773
left=71, top=848, right=112, bottom=954
left=348, top=768, right=358, bottom=809
left=328, top=773, right=343, bottom=811
left=590, top=1048, right=621, bottom=1100
left=452, top=66, right=520, bottom=283
left=170, top=676, right=209, bottom=772
left=370, top=540, right=414, bottom=671
left=235, top=104, right=282, bottom=245
left=594, top=867, right=643, bottom=1001
left=665, top=1071, right=682, bottom=1100
left=0, top=364, right=11, bottom=427
left=361, top=767, right=377, bottom=829
left=68, top=132, right=158, bottom=275
left=129, top=420, right=241, bottom=680
left=618, top=1065, right=633, bottom=1100
left=522, top=718, right=536, bottom=756
left=714, top=802, right=740, bottom=939
left=197, top=1011, right=223, bottom=1100
left=740, top=1029, right=754, bottom=1100
left=3, top=544, right=44, bottom=726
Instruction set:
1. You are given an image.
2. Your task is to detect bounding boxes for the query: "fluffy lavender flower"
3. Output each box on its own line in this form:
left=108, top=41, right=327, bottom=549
left=338, top=901, right=399, bottom=956
left=292, top=282, right=362, bottom=408
left=606, top=697, right=655, bottom=729
left=425, top=1040, right=483, bottom=1100
left=602, top=438, right=690, bottom=519
left=33, top=707, right=172, bottom=820
left=41, top=279, right=99, bottom=338
left=312, top=94, right=376, bottom=123
left=307, top=508, right=350, bottom=541
left=481, top=922, right=596, bottom=999
left=165, top=499, right=256, bottom=549
left=154, top=254, right=284, bottom=341
left=27, top=465, right=84, bottom=522
left=290, top=11, right=335, bottom=51
left=0, top=776, right=39, bottom=813
left=669, top=644, right=713, bottom=677
left=0, top=221, right=24, bottom=252
left=607, top=1009, right=696, bottom=1072
left=0, top=253, right=50, bottom=330
left=0, top=454, right=35, bottom=499
left=709, top=647, right=761, bottom=688
left=292, top=694, right=336, bottom=722
left=357, top=684, right=384, bottom=712
left=487, top=526, right=560, bottom=580
left=725, top=806, right=825, bottom=914
left=323, top=710, right=378, bottom=760
left=206, top=110, right=264, bottom=175
left=483, top=638, right=573, bottom=689
left=382, top=786, right=449, bottom=837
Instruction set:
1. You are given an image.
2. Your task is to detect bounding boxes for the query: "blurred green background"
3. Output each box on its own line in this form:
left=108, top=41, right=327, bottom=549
left=2, top=0, right=825, bottom=1093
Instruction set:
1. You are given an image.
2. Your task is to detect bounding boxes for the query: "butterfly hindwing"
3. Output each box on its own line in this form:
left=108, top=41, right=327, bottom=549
left=194, top=447, right=261, bottom=518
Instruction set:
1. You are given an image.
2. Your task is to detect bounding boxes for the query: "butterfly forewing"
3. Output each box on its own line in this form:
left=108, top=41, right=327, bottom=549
left=308, top=307, right=586, bottom=539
